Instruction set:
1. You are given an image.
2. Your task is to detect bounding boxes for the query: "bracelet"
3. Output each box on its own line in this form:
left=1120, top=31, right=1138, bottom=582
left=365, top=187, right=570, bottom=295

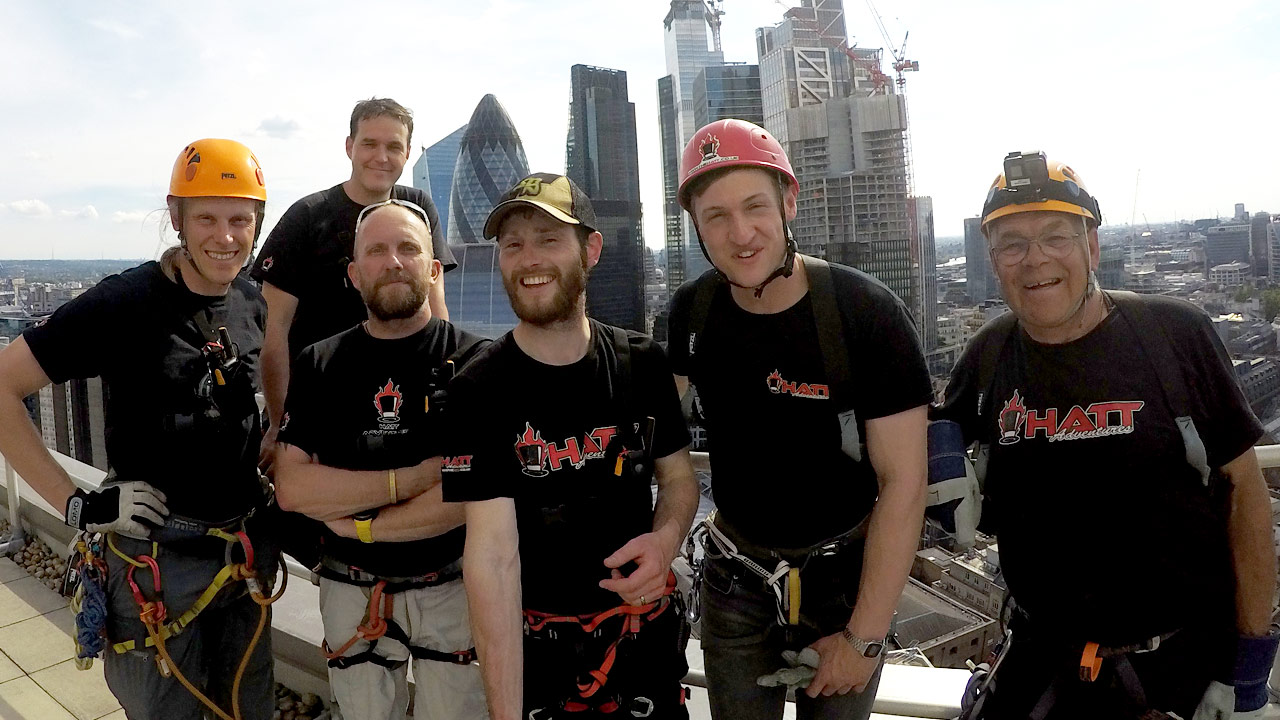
left=389, top=468, right=398, bottom=505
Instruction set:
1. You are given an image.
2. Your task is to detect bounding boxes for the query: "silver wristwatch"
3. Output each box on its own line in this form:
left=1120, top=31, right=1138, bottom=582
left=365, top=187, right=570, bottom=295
left=841, top=627, right=885, bottom=658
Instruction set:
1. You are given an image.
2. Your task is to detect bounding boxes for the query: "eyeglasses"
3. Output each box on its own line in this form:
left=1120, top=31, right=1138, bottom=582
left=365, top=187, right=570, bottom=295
left=355, top=198, right=432, bottom=234
left=989, top=231, right=1083, bottom=266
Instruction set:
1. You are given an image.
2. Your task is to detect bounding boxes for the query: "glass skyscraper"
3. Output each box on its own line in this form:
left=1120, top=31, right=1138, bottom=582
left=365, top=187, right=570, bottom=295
left=443, top=95, right=529, bottom=338
left=566, top=64, right=646, bottom=331
left=447, top=95, right=529, bottom=244
left=694, top=63, right=764, bottom=128
left=661, top=0, right=724, bottom=293
left=411, top=124, right=467, bottom=239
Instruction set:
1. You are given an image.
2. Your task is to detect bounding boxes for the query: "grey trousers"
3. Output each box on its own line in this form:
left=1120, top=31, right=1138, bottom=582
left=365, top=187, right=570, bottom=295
left=102, top=533, right=276, bottom=720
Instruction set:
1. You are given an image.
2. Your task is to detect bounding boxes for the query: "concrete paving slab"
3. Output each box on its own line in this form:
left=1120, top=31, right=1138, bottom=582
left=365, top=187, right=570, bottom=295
left=0, top=561, right=28, bottom=586
left=31, top=659, right=119, bottom=720
left=0, top=652, right=22, bottom=685
left=0, top=674, right=76, bottom=719
left=0, top=609, right=75, bottom=673
left=0, top=577, right=68, bottom=628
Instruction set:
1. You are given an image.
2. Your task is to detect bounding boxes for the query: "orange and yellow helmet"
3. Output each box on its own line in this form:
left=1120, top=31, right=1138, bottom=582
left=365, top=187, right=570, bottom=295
left=168, top=139, right=266, bottom=201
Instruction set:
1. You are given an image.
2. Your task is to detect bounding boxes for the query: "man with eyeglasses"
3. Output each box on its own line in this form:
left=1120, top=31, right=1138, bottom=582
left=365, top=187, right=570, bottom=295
left=933, top=152, right=1277, bottom=720
left=252, top=97, right=456, bottom=472
left=273, top=200, right=488, bottom=720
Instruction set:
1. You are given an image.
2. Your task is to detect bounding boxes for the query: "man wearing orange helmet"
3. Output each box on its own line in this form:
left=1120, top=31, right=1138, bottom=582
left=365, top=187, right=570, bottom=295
left=0, top=139, right=279, bottom=719
left=667, top=118, right=931, bottom=720
left=934, top=151, right=1277, bottom=719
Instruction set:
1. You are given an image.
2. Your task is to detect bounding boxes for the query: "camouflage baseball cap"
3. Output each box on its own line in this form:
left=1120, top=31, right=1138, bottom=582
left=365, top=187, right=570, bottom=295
left=483, top=173, right=598, bottom=240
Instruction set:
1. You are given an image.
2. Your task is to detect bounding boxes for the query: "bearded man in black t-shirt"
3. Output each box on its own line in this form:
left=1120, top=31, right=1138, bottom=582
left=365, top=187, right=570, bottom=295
left=440, top=174, right=700, bottom=720
left=933, top=152, right=1278, bottom=720
left=667, top=120, right=931, bottom=720
left=252, top=98, right=457, bottom=467
left=274, top=201, right=487, bottom=720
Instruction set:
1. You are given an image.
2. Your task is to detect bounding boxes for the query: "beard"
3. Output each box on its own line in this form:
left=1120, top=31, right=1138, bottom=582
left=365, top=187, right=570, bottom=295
left=503, top=253, right=588, bottom=326
left=361, top=270, right=429, bottom=321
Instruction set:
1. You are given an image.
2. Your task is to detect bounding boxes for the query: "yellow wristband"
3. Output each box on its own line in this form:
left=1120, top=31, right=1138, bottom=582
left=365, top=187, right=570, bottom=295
left=389, top=468, right=398, bottom=505
left=354, top=516, right=375, bottom=544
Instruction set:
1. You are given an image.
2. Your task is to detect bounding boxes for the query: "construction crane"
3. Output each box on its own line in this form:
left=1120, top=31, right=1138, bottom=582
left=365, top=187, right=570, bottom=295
left=865, top=0, right=919, bottom=89
left=704, top=0, right=725, bottom=53
left=771, top=0, right=892, bottom=95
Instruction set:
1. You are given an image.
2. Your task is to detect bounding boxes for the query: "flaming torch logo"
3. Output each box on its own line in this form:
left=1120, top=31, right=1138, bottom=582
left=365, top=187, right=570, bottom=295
left=699, top=133, right=720, bottom=161
left=514, top=422, right=550, bottom=478
left=766, top=369, right=784, bottom=394
left=373, top=379, right=403, bottom=426
left=998, top=390, right=1027, bottom=445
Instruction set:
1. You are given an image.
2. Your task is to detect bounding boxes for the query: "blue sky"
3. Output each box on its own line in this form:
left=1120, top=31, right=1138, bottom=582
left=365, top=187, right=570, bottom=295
left=1, top=0, right=1276, bottom=259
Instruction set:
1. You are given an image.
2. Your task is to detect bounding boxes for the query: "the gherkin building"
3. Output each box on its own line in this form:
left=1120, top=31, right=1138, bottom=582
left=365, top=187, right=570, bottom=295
left=447, top=95, right=529, bottom=244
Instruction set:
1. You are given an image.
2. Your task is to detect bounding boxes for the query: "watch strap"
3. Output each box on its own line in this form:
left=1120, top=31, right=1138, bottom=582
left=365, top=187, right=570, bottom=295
left=354, top=516, right=375, bottom=544
left=841, top=627, right=885, bottom=658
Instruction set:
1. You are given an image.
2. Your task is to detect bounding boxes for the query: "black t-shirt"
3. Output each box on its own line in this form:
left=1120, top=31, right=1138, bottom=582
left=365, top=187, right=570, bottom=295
left=278, top=318, right=488, bottom=577
left=441, top=321, right=691, bottom=614
left=667, top=263, right=933, bottom=548
left=933, top=298, right=1262, bottom=644
left=250, top=184, right=457, bottom=356
left=23, top=262, right=266, bottom=521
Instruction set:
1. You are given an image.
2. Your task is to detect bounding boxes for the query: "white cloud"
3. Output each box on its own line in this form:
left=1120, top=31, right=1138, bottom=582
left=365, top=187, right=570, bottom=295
left=111, top=210, right=149, bottom=224
left=87, top=18, right=140, bottom=39
left=59, top=205, right=99, bottom=220
left=7, top=199, right=52, bottom=216
left=258, top=116, right=301, bottom=139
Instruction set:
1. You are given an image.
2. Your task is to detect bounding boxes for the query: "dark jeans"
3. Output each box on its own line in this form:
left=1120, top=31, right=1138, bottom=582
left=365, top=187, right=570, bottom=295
left=982, top=618, right=1231, bottom=720
left=700, top=551, right=883, bottom=720
left=524, top=597, right=691, bottom=719
left=102, top=533, right=278, bottom=720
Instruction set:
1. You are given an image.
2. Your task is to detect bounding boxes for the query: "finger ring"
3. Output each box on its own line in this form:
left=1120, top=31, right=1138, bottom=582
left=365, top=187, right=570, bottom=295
left=639, top=595, right=646, bottom=605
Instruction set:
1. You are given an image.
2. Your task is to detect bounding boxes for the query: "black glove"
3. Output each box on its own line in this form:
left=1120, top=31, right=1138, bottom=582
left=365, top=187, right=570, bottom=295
left=65, top=482, right=168, bottom=539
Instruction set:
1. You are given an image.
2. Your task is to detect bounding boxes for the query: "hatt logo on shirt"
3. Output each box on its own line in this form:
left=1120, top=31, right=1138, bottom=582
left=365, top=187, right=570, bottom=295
left=513, top=421, right=620, bottom=477
left=765, top=369, right=829, bottom=399
left=374, top=379, right=403, bottom=428
left=996, top=389, right=1144, bottom=444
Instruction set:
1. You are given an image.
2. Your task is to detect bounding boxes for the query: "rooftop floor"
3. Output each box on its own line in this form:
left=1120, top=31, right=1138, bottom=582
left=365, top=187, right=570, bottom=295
left=0, top=556, right=121, bottom=719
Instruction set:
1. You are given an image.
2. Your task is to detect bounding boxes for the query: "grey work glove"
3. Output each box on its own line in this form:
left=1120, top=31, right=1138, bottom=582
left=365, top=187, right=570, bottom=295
left=757, top=647, right=821, bottom=690
left=65, top=481, right=168, bottom=539
left=1191, top=681, right=1280, bottom=720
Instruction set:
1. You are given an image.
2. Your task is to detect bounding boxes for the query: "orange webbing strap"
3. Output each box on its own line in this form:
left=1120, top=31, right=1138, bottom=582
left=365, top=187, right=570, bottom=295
left=1079, top=641, right=1102, bottom=682
left=322, top=580, right=393, bottom=660
left=523, top=572, right=677, bottom=701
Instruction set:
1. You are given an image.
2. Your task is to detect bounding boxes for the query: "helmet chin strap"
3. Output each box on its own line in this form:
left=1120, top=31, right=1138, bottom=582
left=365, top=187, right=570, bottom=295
left=695, top=210, right=799, bottom=298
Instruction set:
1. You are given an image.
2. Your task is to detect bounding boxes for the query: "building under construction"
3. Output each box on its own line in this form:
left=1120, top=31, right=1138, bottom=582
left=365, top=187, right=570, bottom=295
left=755, top=0, right=922, bottom=329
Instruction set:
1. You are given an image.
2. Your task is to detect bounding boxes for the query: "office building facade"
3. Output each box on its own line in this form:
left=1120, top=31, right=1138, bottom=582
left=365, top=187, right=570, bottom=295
left=694, top=64, right=764, bottom=128
left=566, top=64, right=646, bottom=331
left=660, top=0, right=725, bottom=292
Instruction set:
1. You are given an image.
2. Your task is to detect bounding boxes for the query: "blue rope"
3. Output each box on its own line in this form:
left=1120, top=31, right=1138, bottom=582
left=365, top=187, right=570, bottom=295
left=75, top=568, right=108, bottom=659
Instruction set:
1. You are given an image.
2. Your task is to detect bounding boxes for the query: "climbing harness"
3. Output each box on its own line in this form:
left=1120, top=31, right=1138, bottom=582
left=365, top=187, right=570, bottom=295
left=320, top=567, right=477, bottom=671
left=523, top=572, right=681, bottom=717
left=687, top=510, right=868, bottom=630
left=106, top=524, right=286, bottom=720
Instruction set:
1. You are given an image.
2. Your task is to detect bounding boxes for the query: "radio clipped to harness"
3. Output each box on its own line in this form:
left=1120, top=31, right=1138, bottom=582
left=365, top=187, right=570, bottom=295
left=614, top=416, right=656, bottom=482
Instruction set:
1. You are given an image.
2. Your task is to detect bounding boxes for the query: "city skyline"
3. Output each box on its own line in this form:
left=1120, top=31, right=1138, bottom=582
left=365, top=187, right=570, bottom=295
left=1, top=0, right=1276, bottom=260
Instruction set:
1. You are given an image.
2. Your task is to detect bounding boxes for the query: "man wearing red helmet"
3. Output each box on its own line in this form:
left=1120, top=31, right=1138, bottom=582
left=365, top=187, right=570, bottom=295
left=933, top=152, right=1277, bottom=719
left=667, top=119, right=931, bottom=720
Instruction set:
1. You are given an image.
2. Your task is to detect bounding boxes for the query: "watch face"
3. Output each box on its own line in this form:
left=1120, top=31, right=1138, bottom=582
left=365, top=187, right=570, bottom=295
left=863, top=642, right=884, bottom=658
